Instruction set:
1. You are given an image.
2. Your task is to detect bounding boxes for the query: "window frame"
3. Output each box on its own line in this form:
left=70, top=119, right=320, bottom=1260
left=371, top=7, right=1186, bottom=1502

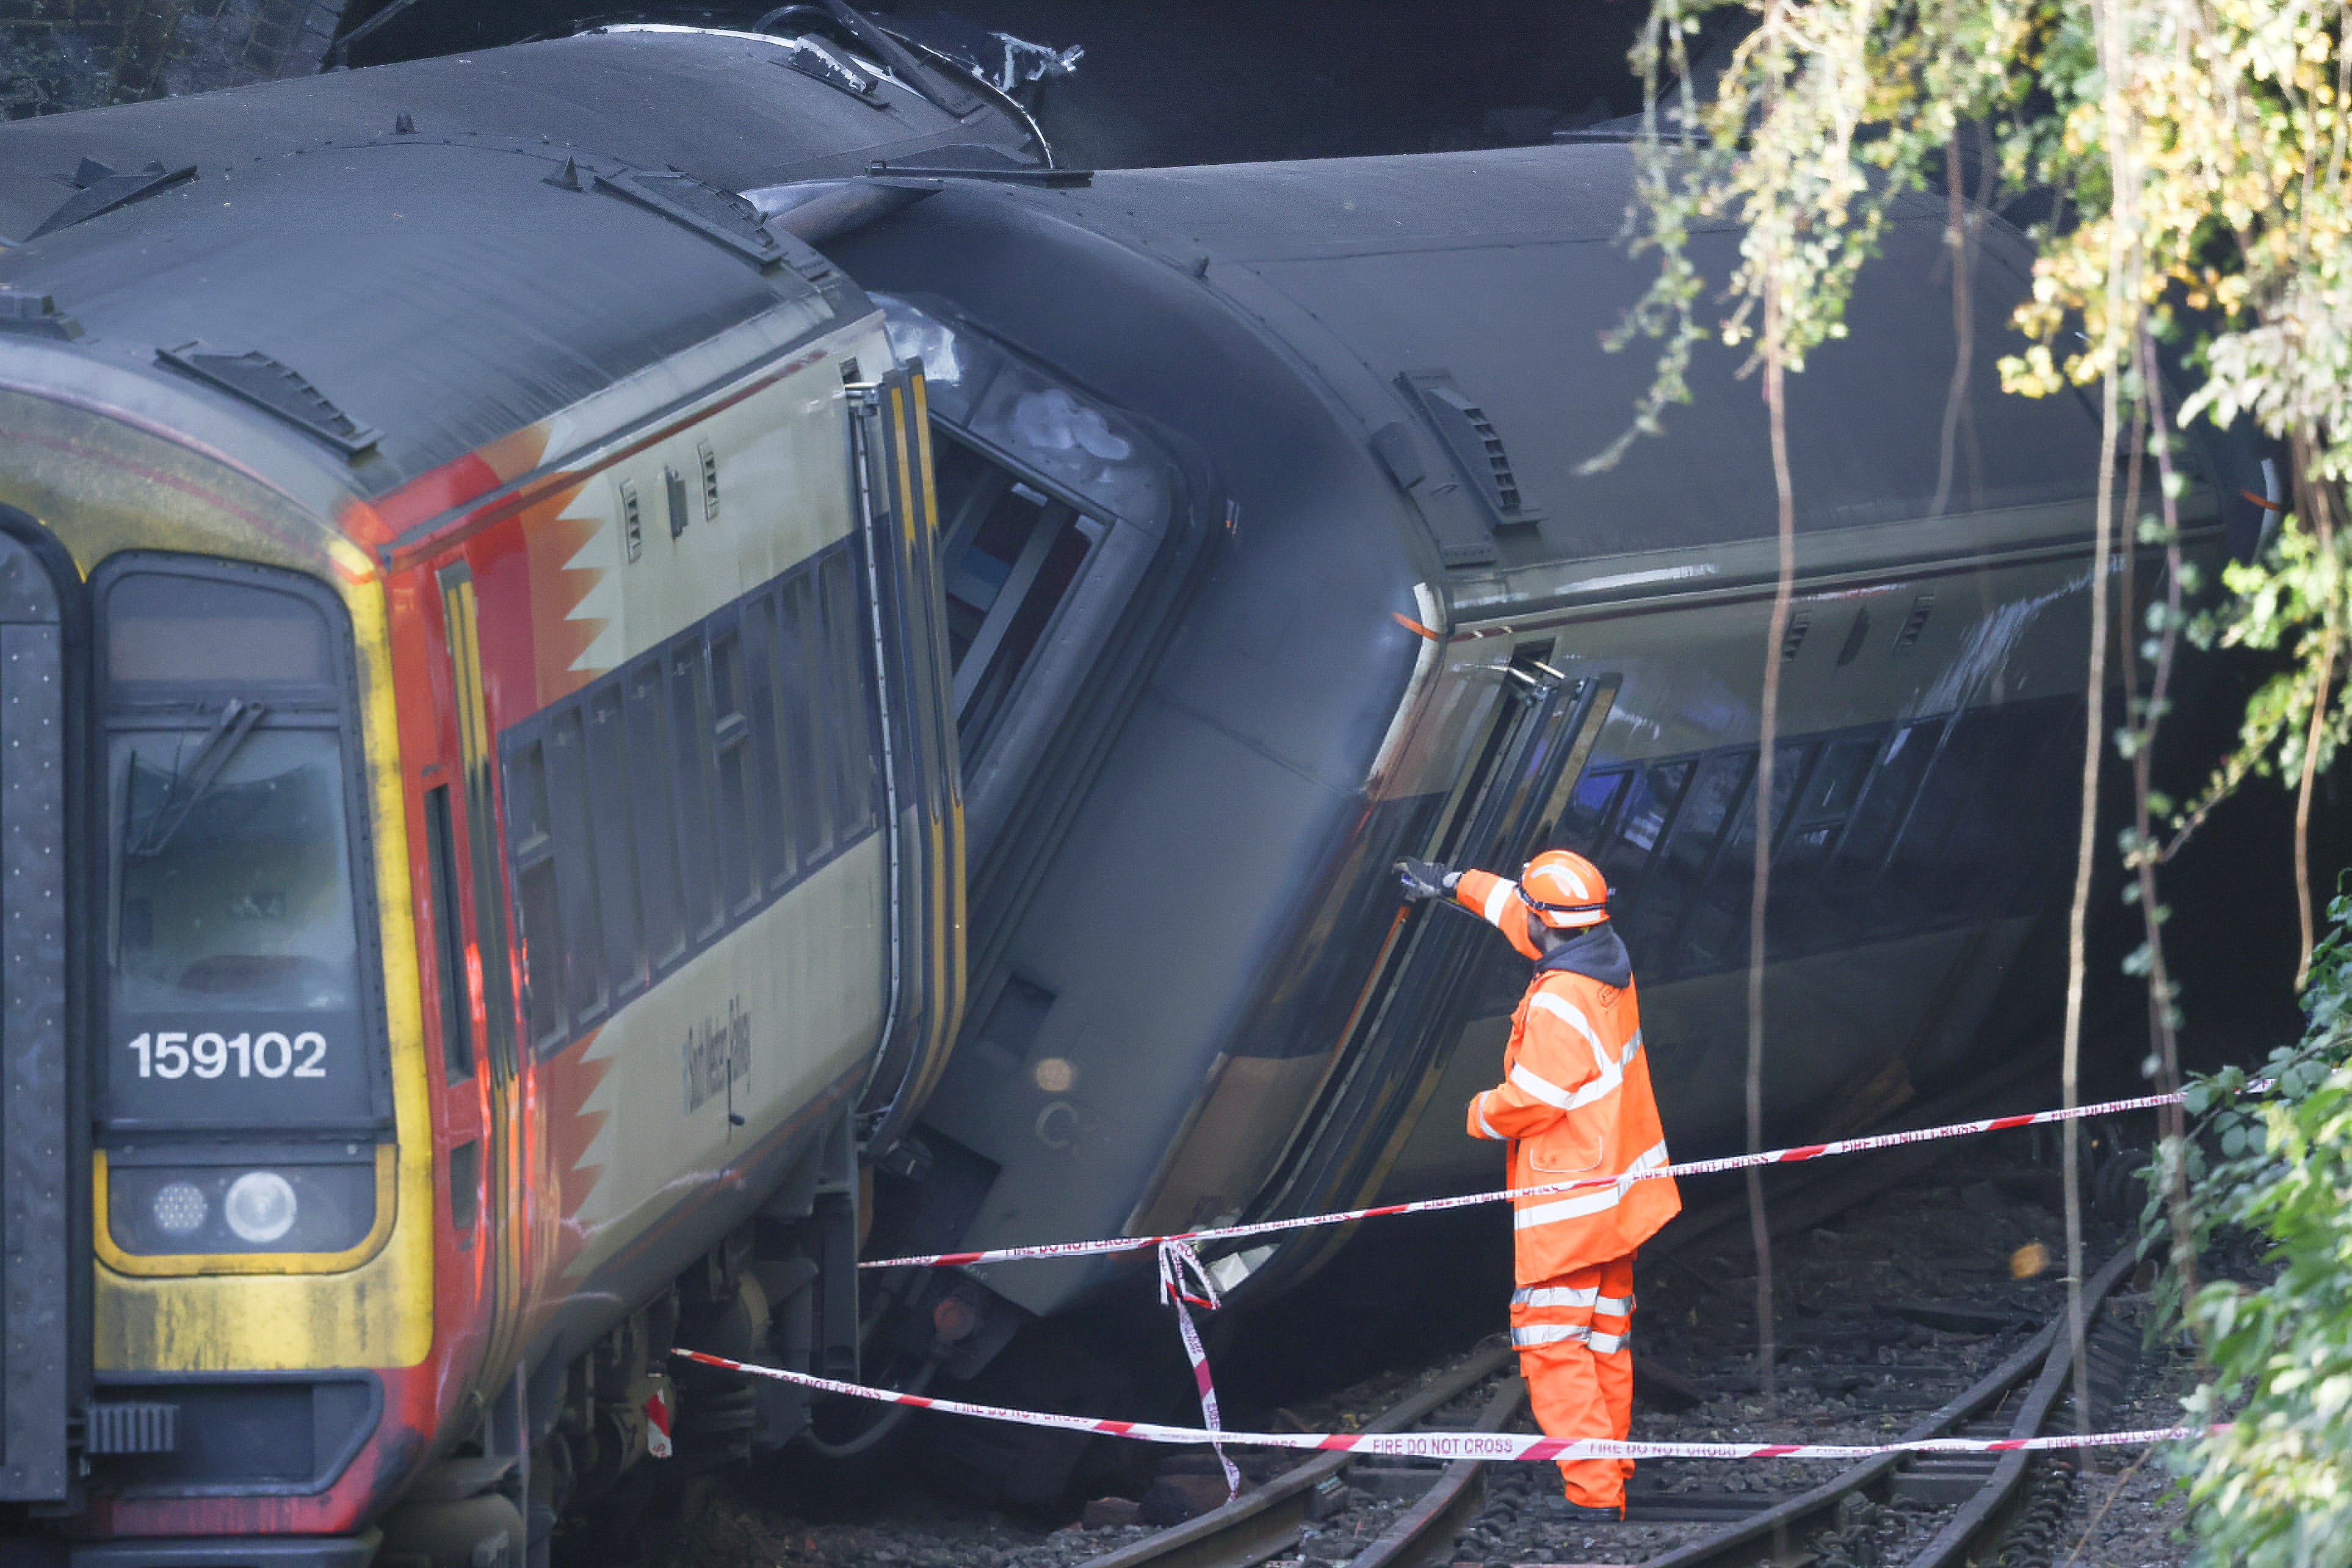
left=90, top=552, right=394, bottom=1141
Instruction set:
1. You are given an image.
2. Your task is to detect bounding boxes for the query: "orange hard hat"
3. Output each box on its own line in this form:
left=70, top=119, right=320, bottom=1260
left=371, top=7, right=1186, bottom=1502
left=1518, top=849, right=1610, bottom=929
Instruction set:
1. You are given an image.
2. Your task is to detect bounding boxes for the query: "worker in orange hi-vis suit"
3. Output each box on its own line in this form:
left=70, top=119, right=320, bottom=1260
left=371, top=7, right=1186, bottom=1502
left=1397, top=849, right=1681, bottom=1520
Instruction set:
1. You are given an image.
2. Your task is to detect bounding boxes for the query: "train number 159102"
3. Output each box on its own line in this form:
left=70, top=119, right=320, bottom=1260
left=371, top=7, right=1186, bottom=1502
left=126, top=1031, right=327, bottom=1080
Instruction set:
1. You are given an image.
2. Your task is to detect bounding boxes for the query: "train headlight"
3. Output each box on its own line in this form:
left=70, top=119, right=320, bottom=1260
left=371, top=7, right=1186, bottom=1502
left=150, top=1180, right=207, bottom=1237
left=107, top=1157, right=375, bottom=1259
left=223, top=1171, right=299, bottom=1243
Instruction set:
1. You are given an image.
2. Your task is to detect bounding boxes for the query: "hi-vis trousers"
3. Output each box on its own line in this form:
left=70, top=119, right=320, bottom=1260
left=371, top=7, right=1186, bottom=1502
left=1510, top=1251, right=1637, bottom=1511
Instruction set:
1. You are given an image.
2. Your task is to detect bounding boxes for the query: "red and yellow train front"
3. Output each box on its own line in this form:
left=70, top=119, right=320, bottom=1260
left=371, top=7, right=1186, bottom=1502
left=2, top=391, right=442, bottom=1563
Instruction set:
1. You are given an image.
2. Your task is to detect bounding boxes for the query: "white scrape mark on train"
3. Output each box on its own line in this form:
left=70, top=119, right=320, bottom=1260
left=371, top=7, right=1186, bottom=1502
left=1556, top=562, right=1718, bottom=596
left=1911, top=569, right=2086, bottom=716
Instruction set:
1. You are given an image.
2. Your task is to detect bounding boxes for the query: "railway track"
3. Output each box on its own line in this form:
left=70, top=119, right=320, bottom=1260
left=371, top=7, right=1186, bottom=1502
left=642, top=1051, right=2169, bottom=1568
left=1067, top=1044, right=2152, bottom=1568
left=1073, top=1241, right=2141, bottom=1568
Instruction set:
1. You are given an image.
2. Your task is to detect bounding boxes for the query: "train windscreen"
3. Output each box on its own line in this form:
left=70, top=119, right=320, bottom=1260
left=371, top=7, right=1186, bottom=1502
left=94, top=559, right=388, bottom=1263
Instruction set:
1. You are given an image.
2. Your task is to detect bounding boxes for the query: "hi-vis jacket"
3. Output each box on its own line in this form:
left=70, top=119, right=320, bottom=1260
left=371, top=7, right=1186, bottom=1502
left=1456, top=870, right=1681, bottom=1282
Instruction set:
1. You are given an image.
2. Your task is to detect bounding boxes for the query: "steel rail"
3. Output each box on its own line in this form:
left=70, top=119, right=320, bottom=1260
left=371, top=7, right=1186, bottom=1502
left=1900, top=1243, right=2140, bottom=1568
left=1635, top=1240, right=2140, bottom=1568
left=1074, top=1050, right=2105, bottom=1568
left=1342, top=1375, right=1530, bottom=1568
left=1072, top=1346, right=1516, bottom=1568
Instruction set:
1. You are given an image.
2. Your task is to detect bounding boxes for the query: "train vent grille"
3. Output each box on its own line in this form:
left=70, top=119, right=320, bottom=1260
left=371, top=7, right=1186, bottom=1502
left=84, top=1402, right=177, bottom=1456
left=1894, top=594, right=1935, bottom=653
left=592, top=168, right=783, bottom=268
left=156, top=343, right=382, bottom=459
left=1398, top=369, right=1543, bottom=533
left=1460, top=402, right=1521, bottom=511
left=1782, top=613, right=1811, bottom=661
left=27, top=158, right=195, bottom=241
left=620, top=479, right=643, bottom=562
left=698, top=438, right=720, bottom=524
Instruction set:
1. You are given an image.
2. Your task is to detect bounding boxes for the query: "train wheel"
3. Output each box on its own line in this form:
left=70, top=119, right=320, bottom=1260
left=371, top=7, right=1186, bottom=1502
left=379, top=1487, right=527, bottom=1568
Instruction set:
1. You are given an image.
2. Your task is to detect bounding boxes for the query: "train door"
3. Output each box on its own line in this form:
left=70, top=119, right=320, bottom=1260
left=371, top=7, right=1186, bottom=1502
left=433, top=565, right=528, bottom=1398
left=0, top=509, right=85, bottom=1508
left=1236, top=657, right=1621, bottom=1290
left=844, top=365, right=965, bottom=1149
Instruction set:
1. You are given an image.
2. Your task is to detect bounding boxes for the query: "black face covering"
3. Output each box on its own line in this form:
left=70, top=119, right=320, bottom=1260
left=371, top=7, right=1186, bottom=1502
left=1533, top=922, right=1632, bottom=988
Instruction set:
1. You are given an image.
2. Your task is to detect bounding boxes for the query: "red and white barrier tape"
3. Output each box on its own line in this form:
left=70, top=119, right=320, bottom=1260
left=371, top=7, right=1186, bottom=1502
left=1156, top=1239, right=1240, bottom=1500
left=863, top=1085, right=2244, bottom=1271
left=673, top=1348, right=2206, bottom=1461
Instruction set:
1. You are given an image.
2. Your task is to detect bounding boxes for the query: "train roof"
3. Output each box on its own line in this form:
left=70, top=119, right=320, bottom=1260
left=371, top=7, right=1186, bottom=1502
left=837, top=146, right=2110, bottom=573
left=0, top=29, right=1032, bottom=247
left=0, top=29, right=1031, bottom=508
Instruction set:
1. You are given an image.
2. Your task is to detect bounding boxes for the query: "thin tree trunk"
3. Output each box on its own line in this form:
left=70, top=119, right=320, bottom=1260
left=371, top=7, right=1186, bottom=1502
left=1748, top=280, right=1798, bottom=1404
left=2069, top=0, right=2136, bottom=1437
left=2290, top=435, right=2339, bottom=990
left=1932, top=133, right=1975, bottom=519
left=2132, top=330, right=2200, bottom=1321
left=2061, top=363, right=2116, bottom=1436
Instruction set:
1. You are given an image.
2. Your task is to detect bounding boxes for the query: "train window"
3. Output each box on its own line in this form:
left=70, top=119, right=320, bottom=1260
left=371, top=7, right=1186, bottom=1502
left=742, top=591, right=795, bottom=892
left=1817, top=718, right=1942, bottom=941
left=545, top=707, right=607, bottom=1029
left=422, top=786, right=473, bottom=1083
left=505, top=740, right=566, bottom=1052
left=586, top=688, right=647, bottom=1001
left=99, top=562, right=388, bottom=1137
left=1880, top=711, right=2004, bottom=931
left=1555, top=768, right=1630, bottom=856
left=1596, top=759, right=1692, bottom=895
left=448, top=1138, right=480, bottom=1243
left=110, top=726, right=368, bottom=1077
left=709, top=626, right=761, bottom=914
left=775, top=572, right=834, bottom=865
left=1836, top=722, right=1940, bottom=869
left=1622, top=750, right=1751, bottom=959
left=1670, top=740, right=1809, bottom=974
left=106, top=572, right=330, bottom=687
left=624, top=660, right=689, bottom=971
left=932, top=436, right=1107, bottom=757
left=820, top=549, right=880, bottom=839
left=1769, top=729, right=1887, bottom=937
left=668, top=645, right=723, bottom=941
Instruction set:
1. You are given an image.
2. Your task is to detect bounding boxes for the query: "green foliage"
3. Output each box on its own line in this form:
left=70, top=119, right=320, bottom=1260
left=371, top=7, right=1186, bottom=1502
left=1612, top=0, right=2352, bottom=868
left=2160, top=894, right=2352, bottom=1566
left=2174, top=516, right=2352, bottom=825
left=1608, top=0, right=2352, bottom=1546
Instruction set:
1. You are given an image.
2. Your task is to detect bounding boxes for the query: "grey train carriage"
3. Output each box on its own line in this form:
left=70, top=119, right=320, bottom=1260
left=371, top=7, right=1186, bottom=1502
left=821, top=143, right=2234, bottom=1473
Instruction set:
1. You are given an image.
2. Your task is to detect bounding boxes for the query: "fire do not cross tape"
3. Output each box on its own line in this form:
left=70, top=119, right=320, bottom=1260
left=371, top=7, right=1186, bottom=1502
left=673, top=1349, right=2206, bottom=1461
left=860, top=1085, right=2248, bottom=1271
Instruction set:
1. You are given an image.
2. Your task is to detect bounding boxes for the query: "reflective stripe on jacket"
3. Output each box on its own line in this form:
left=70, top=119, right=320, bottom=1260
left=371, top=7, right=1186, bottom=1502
left=1456, top=869, right=1682, bottom=1282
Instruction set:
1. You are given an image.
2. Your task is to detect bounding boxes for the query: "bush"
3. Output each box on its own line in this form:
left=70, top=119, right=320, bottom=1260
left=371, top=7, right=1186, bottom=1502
left=2167, top=894, right=2352, bottom=1567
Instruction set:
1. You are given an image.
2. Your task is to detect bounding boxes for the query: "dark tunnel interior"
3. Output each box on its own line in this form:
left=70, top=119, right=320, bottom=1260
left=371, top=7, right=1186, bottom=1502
left=325, top=0, right=1656, bottom=167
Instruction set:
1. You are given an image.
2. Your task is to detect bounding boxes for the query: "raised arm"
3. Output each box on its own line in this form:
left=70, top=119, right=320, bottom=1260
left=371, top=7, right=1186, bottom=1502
left=1453, top=869, right=1543, bottom=961
left=1396, top=859, right=1543, bottom=961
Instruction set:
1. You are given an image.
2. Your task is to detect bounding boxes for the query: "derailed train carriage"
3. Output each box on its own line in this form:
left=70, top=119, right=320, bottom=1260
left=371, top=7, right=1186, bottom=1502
left=0, top=2, right=2257, bottom=1553
left=0, top=22, right=1035, bottom=1567
left=822, top=147, right=2243, bottom=1486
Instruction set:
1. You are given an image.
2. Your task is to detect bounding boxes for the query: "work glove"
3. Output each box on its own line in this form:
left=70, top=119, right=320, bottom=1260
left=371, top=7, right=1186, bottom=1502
left=1396, top=859, right=1459, bottom=903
